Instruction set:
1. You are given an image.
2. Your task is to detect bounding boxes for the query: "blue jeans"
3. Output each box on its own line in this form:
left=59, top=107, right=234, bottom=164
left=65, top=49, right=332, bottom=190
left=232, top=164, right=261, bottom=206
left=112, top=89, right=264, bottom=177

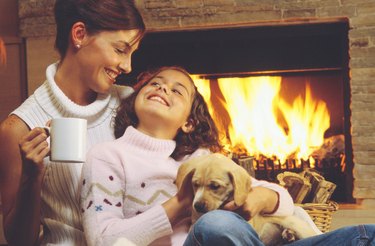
left=184, top=210, right=375, bottom=246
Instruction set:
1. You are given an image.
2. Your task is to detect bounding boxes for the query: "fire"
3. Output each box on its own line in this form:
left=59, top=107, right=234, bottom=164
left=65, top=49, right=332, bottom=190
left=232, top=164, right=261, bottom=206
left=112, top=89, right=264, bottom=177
left=193, top=75, right=330, bottom=163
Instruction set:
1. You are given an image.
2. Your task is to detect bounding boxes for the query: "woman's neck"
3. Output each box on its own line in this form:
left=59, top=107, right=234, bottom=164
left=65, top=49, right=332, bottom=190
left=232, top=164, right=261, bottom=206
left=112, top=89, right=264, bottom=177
left=54, top=59, right=97, bottom=106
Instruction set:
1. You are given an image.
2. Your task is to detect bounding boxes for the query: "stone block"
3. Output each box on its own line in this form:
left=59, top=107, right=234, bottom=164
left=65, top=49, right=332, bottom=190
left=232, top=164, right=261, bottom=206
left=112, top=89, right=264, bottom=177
left=18, top=0, right=54, bottom=18
left=341, top=0, right=375, bottom=4
left=357, top=3, right=375, bottom=15
left=350, top=15, right=375, bottom=28
left=176, top=0, right=203, bottom=8
left=353, top=169, right=375, bottom=180
left=278, top=0, right=339, bottom=10
left=350, top=47, right=375, bottom=57
left=358, top=198, right=375, bottom=208
left=144, top=0, right=174, bottom=9
left=283, top=9, right=316, bottom=18
left=350, top=57, right=375, bottom=68
left=142, top=16, right=180, bottom=31
left=203, top=0, right=234, bottom=6
left=351, top=67, right=375, bottom=78
left=317, top=6, right=356, bottom=18
left=353, top=187, right=375, bottom=199
left=180, top=10, right=281, bottom=28
left=354, top=85, right=375, bottom=94
left=350, top=38, right=370, bottom=48
left=349, top=27, right=375, bottom=39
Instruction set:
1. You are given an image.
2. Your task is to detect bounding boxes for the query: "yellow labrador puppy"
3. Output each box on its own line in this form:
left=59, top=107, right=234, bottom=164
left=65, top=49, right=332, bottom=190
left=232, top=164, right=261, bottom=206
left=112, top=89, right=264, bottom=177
left=176, top=153, right=319, bottom=245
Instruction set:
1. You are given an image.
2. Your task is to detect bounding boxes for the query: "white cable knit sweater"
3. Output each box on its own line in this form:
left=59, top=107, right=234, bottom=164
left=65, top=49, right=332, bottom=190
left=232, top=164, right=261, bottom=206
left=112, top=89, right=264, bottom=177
left=12, top=62, right=133, bottom=245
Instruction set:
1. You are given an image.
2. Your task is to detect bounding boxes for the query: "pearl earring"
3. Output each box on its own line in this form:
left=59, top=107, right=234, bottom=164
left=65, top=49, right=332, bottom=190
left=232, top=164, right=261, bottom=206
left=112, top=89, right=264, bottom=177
left=75, top=44, right=81, bottom=49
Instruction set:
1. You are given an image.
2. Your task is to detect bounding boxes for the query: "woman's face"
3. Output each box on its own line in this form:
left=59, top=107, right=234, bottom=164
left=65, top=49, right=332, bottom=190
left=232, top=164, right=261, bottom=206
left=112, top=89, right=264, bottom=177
left=76, top=29, right=140, bottom=94
left=134, top=69, right=196, bottom=138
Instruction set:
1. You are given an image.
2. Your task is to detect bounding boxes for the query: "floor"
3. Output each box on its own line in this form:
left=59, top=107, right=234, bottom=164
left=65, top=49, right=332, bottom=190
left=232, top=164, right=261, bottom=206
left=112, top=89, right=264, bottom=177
left=330, top=204, right=375, bottom=230
left=0, top=205, right=374, bottom=245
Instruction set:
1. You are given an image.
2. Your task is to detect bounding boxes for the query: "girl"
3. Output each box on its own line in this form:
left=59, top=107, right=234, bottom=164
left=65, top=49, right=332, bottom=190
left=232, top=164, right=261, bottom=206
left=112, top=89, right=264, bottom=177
left=0, top=0, right=145, bottom=245
left=80, top=66, right=295, bottom=246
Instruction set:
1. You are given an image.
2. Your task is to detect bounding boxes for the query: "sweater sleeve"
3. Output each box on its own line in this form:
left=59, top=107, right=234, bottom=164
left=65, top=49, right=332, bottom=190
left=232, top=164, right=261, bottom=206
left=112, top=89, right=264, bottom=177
left=250, top=177, right=295, bottom=216
left=80, top=148, right=173, bottom=246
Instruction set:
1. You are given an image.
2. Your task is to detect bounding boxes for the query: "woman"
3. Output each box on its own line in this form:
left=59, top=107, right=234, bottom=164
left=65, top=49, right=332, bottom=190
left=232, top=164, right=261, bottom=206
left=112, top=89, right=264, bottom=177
left=0, top=0, right=145, bottom=245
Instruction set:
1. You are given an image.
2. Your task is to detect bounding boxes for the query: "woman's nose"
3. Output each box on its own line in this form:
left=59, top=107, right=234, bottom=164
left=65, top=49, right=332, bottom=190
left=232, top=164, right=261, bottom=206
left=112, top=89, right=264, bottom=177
left=118, top=57, right=132, bottom=74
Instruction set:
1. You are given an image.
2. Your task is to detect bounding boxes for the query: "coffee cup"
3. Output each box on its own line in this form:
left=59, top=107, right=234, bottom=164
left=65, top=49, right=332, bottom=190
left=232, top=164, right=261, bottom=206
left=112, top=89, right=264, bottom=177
left=44, top=118, right=87, bottom=163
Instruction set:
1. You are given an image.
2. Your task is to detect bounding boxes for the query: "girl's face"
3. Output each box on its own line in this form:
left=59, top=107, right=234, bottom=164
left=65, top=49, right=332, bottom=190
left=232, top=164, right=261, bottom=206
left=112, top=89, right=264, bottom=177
left=135, top=69, right=196, bottom=139
left=76, top=29, right=140, bottom=94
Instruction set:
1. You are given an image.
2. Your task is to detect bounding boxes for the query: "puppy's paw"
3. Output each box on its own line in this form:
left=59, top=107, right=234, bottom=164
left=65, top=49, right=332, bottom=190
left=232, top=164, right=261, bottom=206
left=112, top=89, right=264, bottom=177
left=281, top=228, right=297, bottom=243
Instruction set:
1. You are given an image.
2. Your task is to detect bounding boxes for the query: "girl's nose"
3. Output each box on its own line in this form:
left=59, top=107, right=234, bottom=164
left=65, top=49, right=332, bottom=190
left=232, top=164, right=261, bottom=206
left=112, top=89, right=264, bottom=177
left=159, top=84, right=170, bottom=95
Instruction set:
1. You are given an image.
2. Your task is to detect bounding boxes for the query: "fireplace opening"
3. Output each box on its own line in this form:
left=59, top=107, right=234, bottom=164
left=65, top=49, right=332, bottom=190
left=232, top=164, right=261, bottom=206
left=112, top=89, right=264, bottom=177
left=118, top=21, right=353, bottom=203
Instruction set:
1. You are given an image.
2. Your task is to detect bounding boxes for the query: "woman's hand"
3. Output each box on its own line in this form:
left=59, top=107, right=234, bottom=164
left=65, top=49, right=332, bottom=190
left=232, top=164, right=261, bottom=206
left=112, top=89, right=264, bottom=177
left=19, top=127, right=50, bottom=178
left=222, top=187, right=279, bottom=220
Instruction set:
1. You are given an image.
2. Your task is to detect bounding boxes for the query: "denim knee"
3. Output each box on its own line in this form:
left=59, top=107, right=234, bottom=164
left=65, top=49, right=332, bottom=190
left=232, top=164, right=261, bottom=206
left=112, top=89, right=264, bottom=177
left=184, top=210, right=263, bottom=246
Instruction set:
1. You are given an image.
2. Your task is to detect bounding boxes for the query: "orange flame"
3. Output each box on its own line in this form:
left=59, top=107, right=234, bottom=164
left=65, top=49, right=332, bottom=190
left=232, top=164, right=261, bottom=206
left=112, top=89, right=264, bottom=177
left=193, top=75, right=330, bottom=163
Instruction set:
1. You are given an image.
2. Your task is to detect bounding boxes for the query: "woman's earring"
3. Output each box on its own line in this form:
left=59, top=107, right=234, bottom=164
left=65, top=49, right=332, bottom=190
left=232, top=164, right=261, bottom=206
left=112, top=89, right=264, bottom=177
left=75, top=44, right=81, bottom=49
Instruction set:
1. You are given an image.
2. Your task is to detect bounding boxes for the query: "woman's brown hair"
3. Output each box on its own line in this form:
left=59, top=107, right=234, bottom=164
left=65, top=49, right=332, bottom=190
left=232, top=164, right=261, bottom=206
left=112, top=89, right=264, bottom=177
left=54, top=0, right=145, bottom=59
left=114, top=66, right=222, bottom=160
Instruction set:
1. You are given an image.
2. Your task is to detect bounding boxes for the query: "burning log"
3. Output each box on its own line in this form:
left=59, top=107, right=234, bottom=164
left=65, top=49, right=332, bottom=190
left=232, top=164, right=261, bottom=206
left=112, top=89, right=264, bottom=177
left=311, top=134, right=345, bottom=159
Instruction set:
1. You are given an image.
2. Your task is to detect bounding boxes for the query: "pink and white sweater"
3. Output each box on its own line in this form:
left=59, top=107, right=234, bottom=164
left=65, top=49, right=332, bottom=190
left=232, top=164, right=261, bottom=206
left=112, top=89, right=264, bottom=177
left=80, top=126, right=295, bottom=246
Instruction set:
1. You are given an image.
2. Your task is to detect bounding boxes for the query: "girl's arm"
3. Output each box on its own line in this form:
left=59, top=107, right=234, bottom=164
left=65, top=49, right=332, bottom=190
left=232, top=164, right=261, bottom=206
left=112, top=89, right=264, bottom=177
left=81, top=150, right=186, bottom=246
left=223, top=177, right=295, bottom=219
left=0, top=115, right=49, bottom=245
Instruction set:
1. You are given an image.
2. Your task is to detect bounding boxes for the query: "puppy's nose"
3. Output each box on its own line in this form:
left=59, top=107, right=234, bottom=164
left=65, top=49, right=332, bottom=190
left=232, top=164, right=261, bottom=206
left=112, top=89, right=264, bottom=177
left=194, top=201, right=208, bottom=213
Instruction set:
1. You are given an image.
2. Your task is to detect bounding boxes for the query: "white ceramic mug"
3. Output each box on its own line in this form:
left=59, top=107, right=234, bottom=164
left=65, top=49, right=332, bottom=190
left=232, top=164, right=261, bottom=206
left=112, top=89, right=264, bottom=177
left=45, top=118, right=87, bottom=163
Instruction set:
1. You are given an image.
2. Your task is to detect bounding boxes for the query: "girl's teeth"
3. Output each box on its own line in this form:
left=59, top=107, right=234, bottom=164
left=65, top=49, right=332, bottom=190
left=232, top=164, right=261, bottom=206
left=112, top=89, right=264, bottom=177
left=150, top=96, right=167, bottom=105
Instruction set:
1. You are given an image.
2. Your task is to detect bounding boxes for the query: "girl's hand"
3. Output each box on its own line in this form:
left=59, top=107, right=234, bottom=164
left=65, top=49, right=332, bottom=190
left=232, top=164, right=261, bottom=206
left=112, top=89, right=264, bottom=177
left=19, top=127, right=50, bottom=176
left=222, top=187, right=279, bottom=221
left=163, top=170, right=195, bottom=225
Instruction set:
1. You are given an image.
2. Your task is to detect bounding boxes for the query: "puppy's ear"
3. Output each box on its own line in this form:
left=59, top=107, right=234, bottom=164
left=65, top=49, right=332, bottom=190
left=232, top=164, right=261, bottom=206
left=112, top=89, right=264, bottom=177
left=176, top=159, right=199, bottom=190
left=228, top=167, right=252, bottom=206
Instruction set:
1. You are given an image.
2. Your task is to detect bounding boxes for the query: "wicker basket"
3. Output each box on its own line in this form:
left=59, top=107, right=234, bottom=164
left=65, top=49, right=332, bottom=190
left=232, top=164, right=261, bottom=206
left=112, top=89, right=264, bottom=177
left=296, top=201, right=339, bottom=233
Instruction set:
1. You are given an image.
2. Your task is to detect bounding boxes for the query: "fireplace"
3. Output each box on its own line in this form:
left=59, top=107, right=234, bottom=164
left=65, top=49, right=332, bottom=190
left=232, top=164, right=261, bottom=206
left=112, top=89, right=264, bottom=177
left=118, top=21, right=353, bottom=202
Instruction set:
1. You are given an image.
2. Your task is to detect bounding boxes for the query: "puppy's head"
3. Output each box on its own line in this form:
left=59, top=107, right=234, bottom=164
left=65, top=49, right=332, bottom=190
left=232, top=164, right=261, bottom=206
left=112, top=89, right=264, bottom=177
left=176, top=153, right=252, bottom=223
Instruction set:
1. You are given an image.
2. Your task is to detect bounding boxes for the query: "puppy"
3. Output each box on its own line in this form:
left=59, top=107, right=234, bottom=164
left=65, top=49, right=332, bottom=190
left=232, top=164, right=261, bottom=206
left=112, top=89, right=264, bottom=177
left=176, top=153, right=319, bottom=246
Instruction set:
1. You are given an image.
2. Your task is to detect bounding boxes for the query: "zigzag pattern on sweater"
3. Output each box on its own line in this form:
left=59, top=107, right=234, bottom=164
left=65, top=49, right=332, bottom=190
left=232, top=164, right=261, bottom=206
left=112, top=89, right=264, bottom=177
left=125, top=190, right=173, bottom=205
left=82, top=182, right=173, bottom=206
left=81, top=183, right=124, bottom=200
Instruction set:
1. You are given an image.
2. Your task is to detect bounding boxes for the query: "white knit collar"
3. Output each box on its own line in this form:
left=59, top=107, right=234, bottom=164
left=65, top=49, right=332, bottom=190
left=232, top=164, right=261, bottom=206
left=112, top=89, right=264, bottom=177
left=121, top=126, right=176, bottom=158
left=34, top=62, right=119, bottom=127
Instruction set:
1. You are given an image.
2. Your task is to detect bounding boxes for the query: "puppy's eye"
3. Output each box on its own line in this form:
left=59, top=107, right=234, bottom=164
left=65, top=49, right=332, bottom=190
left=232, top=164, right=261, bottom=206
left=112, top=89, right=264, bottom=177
left=192, top=181, right=199, bottom=188
left=209, top=183, right=220, bottom=190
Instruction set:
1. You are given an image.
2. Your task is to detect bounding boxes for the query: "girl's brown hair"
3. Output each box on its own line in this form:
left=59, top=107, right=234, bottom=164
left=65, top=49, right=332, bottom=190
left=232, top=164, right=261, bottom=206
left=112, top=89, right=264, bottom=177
left=54, top=0, right=145, bottom=59
left=114, top=66, right=222, bottom=160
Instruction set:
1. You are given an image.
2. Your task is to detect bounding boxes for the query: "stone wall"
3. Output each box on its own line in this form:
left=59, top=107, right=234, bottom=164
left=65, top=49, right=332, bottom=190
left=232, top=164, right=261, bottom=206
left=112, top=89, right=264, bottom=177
left=18, top=0, right=375, bottom=206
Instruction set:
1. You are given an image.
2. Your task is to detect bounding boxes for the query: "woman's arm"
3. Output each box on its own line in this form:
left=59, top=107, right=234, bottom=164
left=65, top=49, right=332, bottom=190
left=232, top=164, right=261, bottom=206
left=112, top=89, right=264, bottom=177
left=0, top=115, right=49, bottom=245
